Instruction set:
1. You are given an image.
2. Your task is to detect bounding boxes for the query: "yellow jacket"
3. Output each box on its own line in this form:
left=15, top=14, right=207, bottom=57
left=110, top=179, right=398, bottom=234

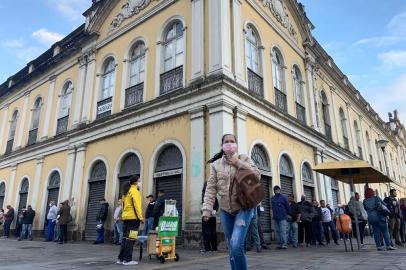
left=121, top=185, right=144, bottom=221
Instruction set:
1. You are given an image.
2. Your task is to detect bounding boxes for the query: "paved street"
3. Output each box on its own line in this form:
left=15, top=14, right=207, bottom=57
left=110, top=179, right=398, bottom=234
left=1, top=238, right=406, bottom=270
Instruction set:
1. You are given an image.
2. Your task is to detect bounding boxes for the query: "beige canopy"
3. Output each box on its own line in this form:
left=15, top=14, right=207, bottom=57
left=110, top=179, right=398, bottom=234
left=313, top=160, right=393, bottom=185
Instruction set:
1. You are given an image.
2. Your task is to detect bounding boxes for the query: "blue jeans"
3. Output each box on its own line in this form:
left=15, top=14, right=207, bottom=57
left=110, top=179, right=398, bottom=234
left=274, top=219, right=288, bottom=247
left=95, top=222, right=105, bottom=243
left=114, top=220, right=123, bottom=244
left=311, top=221, right=323, bottom=244
left=46, top=219, right=56, bottom=241
left=19, top=224, right=32, bottom=240
left=322, top=221, right=338, bottom=243
left=221, top=209, right=254, bottom=270
left=287, top=221, right=298, bottom=247
left=142, top=217, right=154, bottom=236
left=371, top=221, right=391, bottom=248
left=246, top=210, right=261, bottom=250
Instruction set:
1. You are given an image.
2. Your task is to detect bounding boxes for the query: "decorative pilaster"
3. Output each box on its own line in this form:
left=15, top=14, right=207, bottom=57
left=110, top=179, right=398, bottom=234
left=346, top=102, right=355, bottom=153
left=15, top=91, right=30, bottom=149
left=6, top=165, right=17, bottom=205
left=329, top=86, right=339, bottom=143
left=30, top=156, right=44, bottom=208
left=232, top=0, right=244, bottom=85
left=305, top=56, right=317, bottom=129
left=71, top=143, right=86, bottom=224
left=188, top=107, right=205, bottom=221
left=41, top=76, right=57, bottom=140
left=235, top=107, right=248, bottom=155
left=62, top=146, right=77, bottom=202
left=73, top=55, right=87, bottom=126
left=81, top=49, right=97, bottom=123
left=208, top=101, right=235, bottom=157
left=0, top=105, right=9, bottom=154
left=191, top=0, right=204, bottom=81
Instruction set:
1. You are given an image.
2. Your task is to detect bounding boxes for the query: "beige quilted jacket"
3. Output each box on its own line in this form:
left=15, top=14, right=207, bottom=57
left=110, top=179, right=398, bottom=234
left=202, top=154, right=260, bottom=217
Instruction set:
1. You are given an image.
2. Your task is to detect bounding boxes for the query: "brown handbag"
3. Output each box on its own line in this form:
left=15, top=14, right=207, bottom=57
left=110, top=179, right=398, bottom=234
left=230, top=167, right=265, bottom=210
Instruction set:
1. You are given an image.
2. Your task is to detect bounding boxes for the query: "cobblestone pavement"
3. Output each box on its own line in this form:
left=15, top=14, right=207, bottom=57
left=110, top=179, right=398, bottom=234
left=0, top=237, right=406, bottom=270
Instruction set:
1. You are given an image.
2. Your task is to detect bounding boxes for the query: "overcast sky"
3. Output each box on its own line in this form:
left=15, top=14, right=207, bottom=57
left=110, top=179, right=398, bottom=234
left=0, top=1, right=405, bottom=123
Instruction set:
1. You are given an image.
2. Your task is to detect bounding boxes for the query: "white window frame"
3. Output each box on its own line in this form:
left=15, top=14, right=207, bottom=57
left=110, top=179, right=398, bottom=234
left=30, top=97, right=42, bottom=130
left=100, top=58, right=116, bottom=101
left=162, top=21, right=184, bottom=73
left=58, top=81, right=73, bottom=119
left=245, top=25, right=260, bottom=74
left=271, top=48, right=285, bottom=92
left=128, top=42, right=146, bottom=88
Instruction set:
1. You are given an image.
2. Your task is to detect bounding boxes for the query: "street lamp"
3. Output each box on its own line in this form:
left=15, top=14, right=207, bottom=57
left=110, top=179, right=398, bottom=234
left=377, top=139, right=390, bottom=193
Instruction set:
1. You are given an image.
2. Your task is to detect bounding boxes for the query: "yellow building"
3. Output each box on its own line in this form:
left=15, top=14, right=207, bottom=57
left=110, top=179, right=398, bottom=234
left=0, top=0, right=405, bottom=246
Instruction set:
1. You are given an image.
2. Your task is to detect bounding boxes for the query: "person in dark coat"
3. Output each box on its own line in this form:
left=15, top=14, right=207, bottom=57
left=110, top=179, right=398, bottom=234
left=15, top=207, right=25, bottom=238
left=58, top=200, right=71, bottom=244
left=94, top=198, right=109, bottom=244
left=153, top=190, right=165, bottom=229
left=3, top=205, right=14, bottom=238
left=18, top=205, right=35, bottom=241
left=297, top=195, right=314, bottom=247
left=311, top=200, right=324, bottom=246
left=201, top=182, right=218, bottom=253
left=142, top=195, right=155, bottom=235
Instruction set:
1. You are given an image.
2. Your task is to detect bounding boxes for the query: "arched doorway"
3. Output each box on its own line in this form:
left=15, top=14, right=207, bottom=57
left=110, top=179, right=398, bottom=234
left=154, top=145, right=183, bottom=239
left=302, top=163, right=315, bottom=202
left=118, top=153, right=141, bottom=197
left=0, top=183, right=5, bottom=209
left=45, top=171, right=60, bottom=223
left=85, top=161, right=107, bottom=241
left=279, top=155, right=294, bottom=197
left=18, top=178, right=29, bottom=211
left=251, top=145, right=272, bottom=243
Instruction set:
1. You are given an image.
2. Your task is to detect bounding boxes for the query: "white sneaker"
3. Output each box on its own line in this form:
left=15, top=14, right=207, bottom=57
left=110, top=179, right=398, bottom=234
left=123, top=261, right=139, bottom=266
left=116, top=260, right=123, bottom=265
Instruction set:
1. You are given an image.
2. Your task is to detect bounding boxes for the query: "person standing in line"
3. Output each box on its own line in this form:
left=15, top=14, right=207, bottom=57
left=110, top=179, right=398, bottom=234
left=384, top=189, right=402, bottom=246
left=297, top=195, right=314, bottom=247
left=202, top=134, right=260, bottom=270
left=46, top=201, right=58, bottom=242
left=3, top=205, right=14, bottom=238
left=18, top=205, right=35, bottom=241
left=311, top=200, right=324, bottom=246
left=153, top=190, right=165, bottom=229
left=143, top=195, right=155, bottom=236
left=15, top=207, right=25, bottom=238
left=320, top=200, right=338, bottom=245
left=0, top=209, right=4, bottom=228
left=201, top=181, right=218, bottom=253
left=363, top=188, right=396, bottom=251
left=400, top=198, right=406, bottom=243
left=94, top=198, right=109, bottom=245
left=117, top=176, right=144, bottom=266
left=287, top=194, right=300, bottom=248
left=348, top=193, right=368, bottom=246
left=271, top=185, right=289, bottom=249
left=245, top=206, right=261, bottom=253
left=58, top=200, right=71, bottom=244
left=113, top=199, right=123, bottom=245
left=256, top=204, right=268, bottom=249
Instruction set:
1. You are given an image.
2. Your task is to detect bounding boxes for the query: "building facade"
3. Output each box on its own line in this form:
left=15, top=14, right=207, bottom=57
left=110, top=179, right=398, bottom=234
left=0, top=0, right=405, bottom=245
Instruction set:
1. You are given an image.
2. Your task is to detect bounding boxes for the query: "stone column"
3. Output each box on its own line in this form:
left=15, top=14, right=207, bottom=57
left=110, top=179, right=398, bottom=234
left=346, top=103, right=355, bottom=153
left=0, top=105, right=9, bottom=154
left=232, top=0, right=244, bottom=85
left=305, top=58, right=317, bottom=129
left=31, top=157, right=44, bottom=229
left=208, top=0, right=233, bottom=78
left=188, top=107, right=205, bottom=222
left=71, top=144, right=86, bottom=225
left=6, top=165, right=17, bottom=206
left=208, top=101, right=235, bottom=157
left=329, top=87, right=339, bottom=143
left=191, top=0, right=205, bottom=81
left=315, top=149, right=330, bottom=203
left=81, top=50, right=96, bottom=124
left=235, top=107, right=248, bottom=155
left=41, top=76, right=56, bottom=140
left=15, top=91, right=30, bottom=149
left=358, top=115, right=367, bottom=160
left=62, top=146, right=77, bottom=201
left=72, top=56, right=87, bottom=127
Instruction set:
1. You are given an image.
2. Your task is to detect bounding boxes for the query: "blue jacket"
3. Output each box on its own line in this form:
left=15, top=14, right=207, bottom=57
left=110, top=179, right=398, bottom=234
left=271, top=194, right=289, bottom=221
left=363, top=196, right=386, bottom=224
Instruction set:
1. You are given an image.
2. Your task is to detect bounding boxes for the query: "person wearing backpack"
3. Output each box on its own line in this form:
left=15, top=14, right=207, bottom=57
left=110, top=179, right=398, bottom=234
left=297, top=195, right=314, bottom=247
left=363, top=188, right=396, bottom=251
left=116, top=176, right=144, bottom=266
left=202, top=134, right=260, bottom=270
left=384, top=189, right=402, bottom=246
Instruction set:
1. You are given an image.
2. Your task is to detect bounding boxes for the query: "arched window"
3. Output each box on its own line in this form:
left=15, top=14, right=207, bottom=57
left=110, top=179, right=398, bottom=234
left=279, top=154, right=294, bottom=197
left=160, top=20, right=184, bottom=95
left=0, top=182, right=5, bottom=209
left=302, top=163, right=315, bottom=202
left=321, top=91, right=332, bottom=141
left=125, top=41, right=146, bottom=108
left=97, top=57, right=115, bottom=119
left=6, top=110, right=18, bottom=154
left=293, top=66, right=306, bottom=124
left=56, top=81, right=73, bottom=135
left=339, top=108, right=349, bottom=150
left=18, top=178, right=29, bottom=211
left=354, top=121, right=363, bottom=159
left=245, top=25, right=263, bottom=97
left=28, top=97, right=42, bottom=145
left=272, top=48, right=287, bottom=112
left=366, top=131, right=374, bottom=165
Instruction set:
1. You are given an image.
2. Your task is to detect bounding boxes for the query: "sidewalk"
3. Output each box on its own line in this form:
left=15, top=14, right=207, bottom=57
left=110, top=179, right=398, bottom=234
left=0, top=237, right=406, bottom=269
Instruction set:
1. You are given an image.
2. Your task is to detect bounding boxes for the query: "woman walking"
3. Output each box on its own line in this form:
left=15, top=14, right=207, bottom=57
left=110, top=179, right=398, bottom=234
left=117, top=175, right=144, bottom=266
left=363, top=188, right=396, bottom=251
left=202, top=134, right=260, bottom=270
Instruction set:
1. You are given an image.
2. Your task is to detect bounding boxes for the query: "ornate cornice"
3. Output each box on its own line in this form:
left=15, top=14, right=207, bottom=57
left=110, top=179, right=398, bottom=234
left=262, top=0, right=298, bottom=42
left=109, top=0, right=154, bottom=33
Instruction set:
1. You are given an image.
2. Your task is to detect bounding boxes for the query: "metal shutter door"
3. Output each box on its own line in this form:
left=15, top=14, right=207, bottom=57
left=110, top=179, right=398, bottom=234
left=155, top=175, right=183, bottom=240
left=332, top=190, right=339, bottom=209
left=280, top=176, right=293, bottom=197
left=259, top=176, right=272, bottom=243
left=0, top=196, right=4, bottom=209
left=44, top=188, right=59, bottom=222
left=18, top=193, right=28, bottom=211
left=303, top=186, right=314, bottom=202
left=85, top=181, right=106, bottom=241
